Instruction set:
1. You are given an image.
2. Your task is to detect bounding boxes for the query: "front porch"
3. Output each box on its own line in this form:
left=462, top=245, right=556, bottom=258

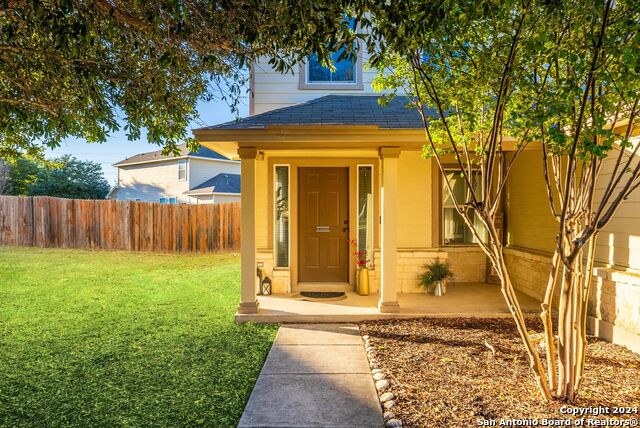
left=234, top=283, right=542, bottom=323
left=193, top=96, right=532, bottom=321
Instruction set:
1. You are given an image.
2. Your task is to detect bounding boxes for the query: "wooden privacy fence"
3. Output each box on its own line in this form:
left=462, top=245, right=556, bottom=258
left=0, top=196, right=240, bottom=252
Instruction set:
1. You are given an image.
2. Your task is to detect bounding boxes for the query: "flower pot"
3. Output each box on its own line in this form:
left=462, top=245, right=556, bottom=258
left=433, top=281, right=444, bottom=297
left=357, top=268, right=370, bottom=296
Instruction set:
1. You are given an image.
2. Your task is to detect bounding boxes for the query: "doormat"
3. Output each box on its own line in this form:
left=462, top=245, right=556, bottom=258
left=298, top=291, right=347, bottom=302
left=300, top=291, right=345, bottom=299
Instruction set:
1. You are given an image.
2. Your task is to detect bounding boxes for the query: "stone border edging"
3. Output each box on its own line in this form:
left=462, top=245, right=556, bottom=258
left=360, top=328, right=403, bottom=428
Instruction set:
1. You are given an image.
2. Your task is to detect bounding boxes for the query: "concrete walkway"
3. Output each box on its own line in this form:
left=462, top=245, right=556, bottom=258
left=238, top=324, right=384, bottom=428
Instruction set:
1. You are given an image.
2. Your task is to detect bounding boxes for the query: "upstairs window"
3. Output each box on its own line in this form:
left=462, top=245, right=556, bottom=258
left=307, top=47, right=357, bottom=83
left=178, top=159, right=187, bottom=181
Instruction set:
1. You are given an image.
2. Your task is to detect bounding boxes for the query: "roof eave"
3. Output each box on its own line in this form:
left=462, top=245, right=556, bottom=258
left=192, top=124, right=427, bottom=159
left=113, top=155, right=189, bottom=168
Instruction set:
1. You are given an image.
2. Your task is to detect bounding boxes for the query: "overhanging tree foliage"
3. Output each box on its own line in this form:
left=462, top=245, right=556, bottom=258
left=359, top=0, right=640, bottom=402
left=0, top=0, right=356, bottom=159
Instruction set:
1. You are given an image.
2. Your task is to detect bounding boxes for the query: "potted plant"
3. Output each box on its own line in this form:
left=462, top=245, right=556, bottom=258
left=350, top=239, right=370, bottom=296
left=418, top=259, right=454, bottom=296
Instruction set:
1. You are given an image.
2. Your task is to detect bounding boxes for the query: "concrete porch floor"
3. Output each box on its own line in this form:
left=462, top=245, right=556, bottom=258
left=235, top=283, right=542, bottom=323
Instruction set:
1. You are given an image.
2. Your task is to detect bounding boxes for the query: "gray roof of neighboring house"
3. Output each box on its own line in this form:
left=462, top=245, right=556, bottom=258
left=197, top=95, right=431, bottom=130
left=114, top=143, right=233, bottom=167
left=184, top=173, right=241, bottom=195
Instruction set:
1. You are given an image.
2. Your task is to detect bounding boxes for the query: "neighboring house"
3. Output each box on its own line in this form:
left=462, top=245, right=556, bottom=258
left=111, top=144, right=240, bottom=204
left=193, top=46, right=640, bottom=346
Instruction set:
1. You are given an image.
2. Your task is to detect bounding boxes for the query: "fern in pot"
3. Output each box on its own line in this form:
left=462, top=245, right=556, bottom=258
left=418, top=259, right=454, bottom=296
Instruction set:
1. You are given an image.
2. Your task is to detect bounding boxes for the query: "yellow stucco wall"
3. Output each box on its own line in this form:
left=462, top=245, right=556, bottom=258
left=505, top=150, right=558, bottom=253
left=250, top=149, right=460, bottom=292
left=397, top=151, right=435, bottom=248
left=505, top=148, right=640, bottom=271
left=254, top=158, right=270, bottom=250
left=255, top=150, right=437, bottom=251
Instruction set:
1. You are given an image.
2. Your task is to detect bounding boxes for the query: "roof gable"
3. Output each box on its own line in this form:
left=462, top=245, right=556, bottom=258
left=184, top=173, right=241, bottom=195
left=114, top=143, right=233, bottom=167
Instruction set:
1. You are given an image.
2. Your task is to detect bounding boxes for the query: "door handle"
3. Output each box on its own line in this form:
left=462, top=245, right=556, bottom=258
left=343, top=227, right=348, bottom=232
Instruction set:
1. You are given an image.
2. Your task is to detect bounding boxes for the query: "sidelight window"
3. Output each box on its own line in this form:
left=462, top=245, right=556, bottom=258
left=357, top=165, right=374, bottom=264
left=274, top=165, right=290, bottom=267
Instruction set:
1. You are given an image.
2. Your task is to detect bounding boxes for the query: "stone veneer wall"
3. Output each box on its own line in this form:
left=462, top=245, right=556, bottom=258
left=504, top=247, right=640, bottom=353
left=256, top=251, right=291, bottom=294
left=257, top=246, right=488, bottom=295
left=503, top=248, right=555, bottom=302
left=369, top=247, right=488, bottom=293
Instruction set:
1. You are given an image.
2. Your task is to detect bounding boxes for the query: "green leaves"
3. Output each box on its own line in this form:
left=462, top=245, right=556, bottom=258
left=0, top=0, right=356, bottom=159
left=7, top=155, right=110, bottom=199
left=368, top=0, right=639, bottom=167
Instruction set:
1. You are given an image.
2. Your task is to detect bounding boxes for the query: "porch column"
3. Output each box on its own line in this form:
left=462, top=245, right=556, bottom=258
left=237, top=147, right=259, bottom=314
left=378, top=147, right=401, bottom=313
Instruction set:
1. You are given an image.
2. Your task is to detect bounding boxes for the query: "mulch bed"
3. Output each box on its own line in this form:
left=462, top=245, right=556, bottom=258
left=360, top=317, right=640, bottom=428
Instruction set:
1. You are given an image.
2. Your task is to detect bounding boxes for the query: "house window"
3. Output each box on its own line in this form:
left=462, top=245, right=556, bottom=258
left=307, top=47, right=357, bottom=83
left=169, top=197, right=177, bottom=205
left=357, top=165, right=373, bottom=264
left=274, top=165, right=290, bottom=268
left=442, top=170, right=487, bottom=245
left=178, top=159, right=187, bottom=181
left=159, top=197, right=167, bottom=204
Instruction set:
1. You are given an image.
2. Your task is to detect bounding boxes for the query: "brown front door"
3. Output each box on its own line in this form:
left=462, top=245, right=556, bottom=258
left=298, top=167, right=349, bottom=282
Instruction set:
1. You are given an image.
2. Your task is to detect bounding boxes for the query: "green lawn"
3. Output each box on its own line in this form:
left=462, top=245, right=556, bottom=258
left=0, top=247, right=277, bottom=427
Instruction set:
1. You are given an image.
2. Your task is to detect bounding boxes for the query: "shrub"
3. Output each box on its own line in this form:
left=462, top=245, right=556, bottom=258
left=418, top=259, right=454, bottom=294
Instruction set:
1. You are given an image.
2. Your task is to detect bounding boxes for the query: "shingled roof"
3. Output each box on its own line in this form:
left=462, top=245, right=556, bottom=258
left=114, top=143, right=232, bottom=167
left=197, top=95, right=430, bottom=130
left=184, top=173, right=241, bottom=195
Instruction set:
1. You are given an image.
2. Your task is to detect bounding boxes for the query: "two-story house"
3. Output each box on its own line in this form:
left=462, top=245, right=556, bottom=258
left=193, top=46, right=640, bottom=354
left=111, top=144, right=240, bottom=204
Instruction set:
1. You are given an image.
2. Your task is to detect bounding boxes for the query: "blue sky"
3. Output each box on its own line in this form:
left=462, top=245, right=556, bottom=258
left=46, top=98, right=249, bottom=185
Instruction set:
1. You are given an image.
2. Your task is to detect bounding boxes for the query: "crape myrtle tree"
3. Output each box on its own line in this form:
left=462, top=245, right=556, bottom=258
left=530, top=0, right=640, bottom=401
left=365, top=0, right=555, bottom=401
left=0, top=0, right=357, bottom=160
left=355, top=0, right=640, bottom=401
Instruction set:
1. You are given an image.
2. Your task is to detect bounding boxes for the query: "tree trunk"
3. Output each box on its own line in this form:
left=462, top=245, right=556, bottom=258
left=541, top=250, right=561, bottom=391
left=554, top=233, right=598, bottom=402
left=575, top=235, right=597, bottom=392
left=484, top=220, right=552, bottom=401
